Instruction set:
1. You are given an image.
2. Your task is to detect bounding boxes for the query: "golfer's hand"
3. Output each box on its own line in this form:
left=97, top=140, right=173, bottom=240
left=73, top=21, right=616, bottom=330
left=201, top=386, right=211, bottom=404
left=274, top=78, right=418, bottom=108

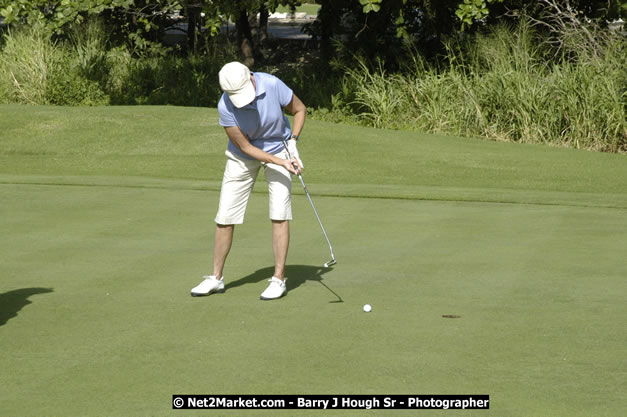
left=287, top=139, right=304, bottom=170
left=281, top=157, right=302, bottom=175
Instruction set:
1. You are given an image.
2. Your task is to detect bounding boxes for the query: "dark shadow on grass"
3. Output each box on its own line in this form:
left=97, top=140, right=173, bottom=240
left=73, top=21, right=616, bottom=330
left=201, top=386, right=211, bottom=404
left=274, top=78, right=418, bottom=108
left=0, top=288, right=54, bottom=327
left=225, top=265, right=342, bottom=303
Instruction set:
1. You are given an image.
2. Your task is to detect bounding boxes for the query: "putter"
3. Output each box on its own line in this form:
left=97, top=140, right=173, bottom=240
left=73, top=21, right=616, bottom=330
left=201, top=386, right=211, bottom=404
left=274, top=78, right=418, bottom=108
left=282, top=138, right=336, bottom=267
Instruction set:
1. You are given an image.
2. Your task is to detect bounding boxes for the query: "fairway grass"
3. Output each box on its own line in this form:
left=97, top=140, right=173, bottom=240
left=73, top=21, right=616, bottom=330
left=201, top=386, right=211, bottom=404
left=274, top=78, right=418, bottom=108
left=1, top=105, right=626, bottom=417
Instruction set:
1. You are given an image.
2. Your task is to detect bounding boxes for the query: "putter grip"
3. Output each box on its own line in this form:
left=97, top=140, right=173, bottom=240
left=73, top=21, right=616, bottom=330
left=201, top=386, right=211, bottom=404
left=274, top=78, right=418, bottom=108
left=281, top=138, right=300, bottom=172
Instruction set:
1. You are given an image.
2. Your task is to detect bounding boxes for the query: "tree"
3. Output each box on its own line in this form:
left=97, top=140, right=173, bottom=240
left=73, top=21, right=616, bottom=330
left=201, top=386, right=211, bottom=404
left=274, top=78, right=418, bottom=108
left=0, top=0, right=185, bottom=52
left=456, top=0, right=625, bottom=28
left=306, top=0, right=625, bottom=67
left=2, top=0, right=622, bottom=60
left=0, top=0, right=306, bottom=61
left=0, top=0, right=134, bottom=34
left=308, top=0, right=465, bottom=64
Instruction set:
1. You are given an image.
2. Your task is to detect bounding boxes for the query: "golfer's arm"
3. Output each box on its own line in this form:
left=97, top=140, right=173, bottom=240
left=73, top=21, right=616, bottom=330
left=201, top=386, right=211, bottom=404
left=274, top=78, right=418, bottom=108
left=285, top=94, right=306, bottom=138
left=224, top=126, right=284, bottom=165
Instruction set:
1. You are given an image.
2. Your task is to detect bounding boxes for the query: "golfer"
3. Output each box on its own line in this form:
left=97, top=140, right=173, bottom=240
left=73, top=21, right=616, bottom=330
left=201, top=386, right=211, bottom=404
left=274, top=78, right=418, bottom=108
left=191, top=62, right=306, bottom=300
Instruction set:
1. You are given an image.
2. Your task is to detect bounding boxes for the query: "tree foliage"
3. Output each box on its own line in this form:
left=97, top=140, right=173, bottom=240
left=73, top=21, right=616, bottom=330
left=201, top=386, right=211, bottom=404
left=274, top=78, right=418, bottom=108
left=0, top=1, right=134, bottom=33
left=457, top=0, right=625, bottom=28
left=1, top=0, right=624, bottom=63
left=303, top=0, right=624, bottom=67
left=0, top=0, right=301, bottom=55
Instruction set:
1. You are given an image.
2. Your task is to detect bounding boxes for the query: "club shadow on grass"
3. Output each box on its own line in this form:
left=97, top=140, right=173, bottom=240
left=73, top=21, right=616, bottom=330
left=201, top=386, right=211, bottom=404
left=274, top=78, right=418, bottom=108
left=0, top=288, right=54, bottom=327
left=225, top=265, right=342, bottom=303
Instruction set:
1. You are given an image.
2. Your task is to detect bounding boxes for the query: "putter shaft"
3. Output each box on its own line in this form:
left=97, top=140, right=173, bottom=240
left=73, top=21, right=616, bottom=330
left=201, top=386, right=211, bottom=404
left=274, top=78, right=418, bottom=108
left=282, top=139, right=336, bottom=266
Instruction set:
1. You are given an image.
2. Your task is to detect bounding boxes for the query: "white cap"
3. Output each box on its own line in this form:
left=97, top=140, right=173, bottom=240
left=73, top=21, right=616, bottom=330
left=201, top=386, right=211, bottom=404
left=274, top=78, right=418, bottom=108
left=219, top=62, right=255, bottom=108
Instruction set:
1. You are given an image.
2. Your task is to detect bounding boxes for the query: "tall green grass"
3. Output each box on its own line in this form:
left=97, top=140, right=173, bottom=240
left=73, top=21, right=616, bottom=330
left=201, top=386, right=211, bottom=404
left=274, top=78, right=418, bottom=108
left=340, top=21, right=626, bottom=152
left=0, top=25, right=108, bottom=105
left=0, top=22, right=237, bottom=107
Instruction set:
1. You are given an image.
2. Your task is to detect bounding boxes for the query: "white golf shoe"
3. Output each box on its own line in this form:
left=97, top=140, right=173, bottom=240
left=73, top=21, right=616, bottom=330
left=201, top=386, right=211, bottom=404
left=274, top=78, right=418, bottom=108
left=191, top=275, right=225, bottom=297
left=260, top=277, right=287, bottom=300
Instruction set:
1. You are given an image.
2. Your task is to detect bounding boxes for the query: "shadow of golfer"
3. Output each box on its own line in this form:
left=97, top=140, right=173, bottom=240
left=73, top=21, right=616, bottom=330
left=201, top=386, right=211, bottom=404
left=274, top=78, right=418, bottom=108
left=0, top=288, right=54, bottom=327
left=225, top=265, right=342, bottom=303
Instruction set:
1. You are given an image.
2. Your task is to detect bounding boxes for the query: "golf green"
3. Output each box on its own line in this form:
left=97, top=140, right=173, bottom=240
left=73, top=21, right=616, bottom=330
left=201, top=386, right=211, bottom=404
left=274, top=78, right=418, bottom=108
left=1, top=105, right=625, bottom=416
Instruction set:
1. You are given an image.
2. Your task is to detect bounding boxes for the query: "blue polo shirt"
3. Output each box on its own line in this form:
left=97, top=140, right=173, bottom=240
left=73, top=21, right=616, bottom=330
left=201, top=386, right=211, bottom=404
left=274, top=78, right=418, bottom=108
left=218, top=72, right=293, bottom=160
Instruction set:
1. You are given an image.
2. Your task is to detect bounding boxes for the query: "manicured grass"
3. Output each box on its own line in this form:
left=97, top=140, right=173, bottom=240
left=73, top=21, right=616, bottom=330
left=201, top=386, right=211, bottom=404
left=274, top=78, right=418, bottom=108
left=1, top=104, right=626, bottom=417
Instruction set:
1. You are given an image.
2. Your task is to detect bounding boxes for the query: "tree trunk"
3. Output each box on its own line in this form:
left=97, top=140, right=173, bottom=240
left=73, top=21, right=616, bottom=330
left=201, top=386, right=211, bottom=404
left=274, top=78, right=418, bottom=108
left=187, top=6, right=200, bottom=53
left=316, top=1, right=334, bottom=63
left=259, top=3, right=269, bottom=45
left=236, top=9, right=255, bottom=66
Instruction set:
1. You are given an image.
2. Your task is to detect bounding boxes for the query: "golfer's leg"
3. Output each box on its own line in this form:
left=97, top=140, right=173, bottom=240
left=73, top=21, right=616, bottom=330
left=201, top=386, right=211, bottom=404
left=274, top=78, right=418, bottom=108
left=264, top=153, right=293, bottom=281
left=213, top=224, right=234, bottom=279
left=272, top=220, right=289, bottom=280
left=212, top=150, right=260, bottom=278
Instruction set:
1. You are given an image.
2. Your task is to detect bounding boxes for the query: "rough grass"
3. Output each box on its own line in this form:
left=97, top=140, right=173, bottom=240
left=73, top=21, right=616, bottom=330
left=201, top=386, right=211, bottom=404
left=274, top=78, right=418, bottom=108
left=0, top=23, right=236, bottom=107
left=338, top=22, right=626, bottom=152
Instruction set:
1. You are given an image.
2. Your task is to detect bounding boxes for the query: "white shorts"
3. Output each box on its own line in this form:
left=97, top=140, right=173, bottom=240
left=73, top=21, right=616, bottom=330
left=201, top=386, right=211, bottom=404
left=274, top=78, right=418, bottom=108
left=214, top=150, right=293, bottom=225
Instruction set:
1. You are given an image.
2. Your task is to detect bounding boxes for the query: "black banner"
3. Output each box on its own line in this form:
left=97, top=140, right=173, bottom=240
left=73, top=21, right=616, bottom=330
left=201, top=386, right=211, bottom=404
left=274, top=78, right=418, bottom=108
left=172, top=395, right=489, bottom=410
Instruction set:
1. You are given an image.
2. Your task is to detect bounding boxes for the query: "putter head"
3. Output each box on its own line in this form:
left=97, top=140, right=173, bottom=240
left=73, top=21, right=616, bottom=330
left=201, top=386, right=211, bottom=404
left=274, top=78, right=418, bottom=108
left=324, top=259, right=337, bottom=268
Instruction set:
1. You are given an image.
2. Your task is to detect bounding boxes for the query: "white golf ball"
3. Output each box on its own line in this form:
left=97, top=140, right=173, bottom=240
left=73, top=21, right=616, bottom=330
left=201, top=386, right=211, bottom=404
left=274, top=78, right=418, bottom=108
left=363, top=304, right=372, bottom=313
